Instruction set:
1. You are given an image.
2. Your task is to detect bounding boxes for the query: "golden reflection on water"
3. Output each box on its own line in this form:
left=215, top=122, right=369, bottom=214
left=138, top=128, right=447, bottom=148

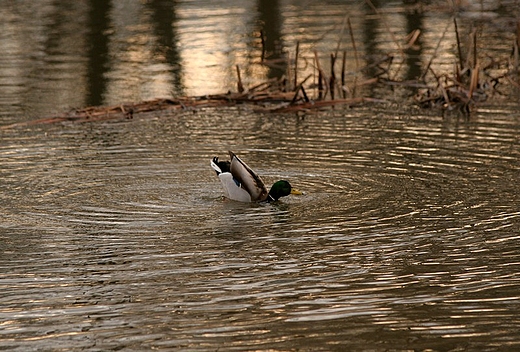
left=2, top=0, right=519, bottom=122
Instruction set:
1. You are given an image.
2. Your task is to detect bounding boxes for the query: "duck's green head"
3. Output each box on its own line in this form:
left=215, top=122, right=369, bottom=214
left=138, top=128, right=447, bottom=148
left=267, top=180, right=303, bottom=202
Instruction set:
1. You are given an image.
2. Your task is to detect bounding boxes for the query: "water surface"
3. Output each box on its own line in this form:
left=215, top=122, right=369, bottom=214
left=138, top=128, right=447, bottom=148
left=2, top=0, right=520, bottom=124
left=1, top=106, right=519, bottom=350
left=1, top=0, right=520, bottom=350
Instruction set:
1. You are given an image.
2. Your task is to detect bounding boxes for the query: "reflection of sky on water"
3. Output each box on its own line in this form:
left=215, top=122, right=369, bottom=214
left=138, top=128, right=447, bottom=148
left=0, top=0, right=518, bottom=121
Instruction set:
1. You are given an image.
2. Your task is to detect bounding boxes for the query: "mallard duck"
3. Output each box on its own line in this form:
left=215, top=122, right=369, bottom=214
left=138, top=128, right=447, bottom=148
left=211, top=151, right=302, bottom=202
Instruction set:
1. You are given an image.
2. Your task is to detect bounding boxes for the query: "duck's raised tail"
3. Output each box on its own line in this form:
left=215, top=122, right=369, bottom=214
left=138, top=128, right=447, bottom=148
left=211, top=156, right=230, bottom=175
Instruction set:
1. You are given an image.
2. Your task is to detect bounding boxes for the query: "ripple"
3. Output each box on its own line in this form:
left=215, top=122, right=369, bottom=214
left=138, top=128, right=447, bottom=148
left=1, top=107, right=519, bottom=350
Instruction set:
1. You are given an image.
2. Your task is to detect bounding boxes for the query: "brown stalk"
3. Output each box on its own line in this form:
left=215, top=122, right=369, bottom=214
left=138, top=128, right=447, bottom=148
left=290, top=74, right=313, bottom=104
left=294, top=41, right=300, bottom=90
left=334, top=14, right=348, bottom=59
left=405, top=29, right=421, bottom=49
left=347, top=18, right=359, bottom=71
left=260, top=30, right=266, bottom=62
left=465, top=29, right=477, bottom=70
left=515, top=21, right=520, bottom=77
left=468, top=61, right=479, bottom=101
left=472, top=29, right=477, bottom=69
left=330, top=53, right=336, bottom=100
left=314, top=50, right=326, bottom=100
left=422, top=19, right=451, bottom=81
left=439, top=80, right=450, bottom=106
left=347, top=17, right=359, bottom=96
left=236, top=65, right=244, bottom=93
left=341, top=50, right=347, bottom=98
left=364, top=0, right=403, bottom=54
left=453, top=17, right=463, bottom=71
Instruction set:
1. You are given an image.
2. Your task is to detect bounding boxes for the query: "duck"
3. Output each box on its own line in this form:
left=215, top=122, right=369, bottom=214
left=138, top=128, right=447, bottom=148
left=211, top=151, right=302, bottom=202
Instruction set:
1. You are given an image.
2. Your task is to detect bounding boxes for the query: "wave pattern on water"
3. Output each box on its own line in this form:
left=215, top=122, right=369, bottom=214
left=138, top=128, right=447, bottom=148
left=0, top=108, right=519, bottom=350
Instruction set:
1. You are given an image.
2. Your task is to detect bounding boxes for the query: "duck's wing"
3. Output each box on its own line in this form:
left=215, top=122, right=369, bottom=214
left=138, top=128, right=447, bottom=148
left=228, top=151, right=268, bottom=201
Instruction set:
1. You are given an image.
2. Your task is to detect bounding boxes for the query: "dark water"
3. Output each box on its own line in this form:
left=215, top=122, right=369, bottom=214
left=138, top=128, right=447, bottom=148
left=1, top=106, right=519, bottom=351
left=1, top=0, right=520, bottom=351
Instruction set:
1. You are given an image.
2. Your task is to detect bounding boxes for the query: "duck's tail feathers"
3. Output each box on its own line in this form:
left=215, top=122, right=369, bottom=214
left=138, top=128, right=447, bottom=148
left=211, top=158, right=222, bottom=174
left=211, top=157, right=231, bottom=175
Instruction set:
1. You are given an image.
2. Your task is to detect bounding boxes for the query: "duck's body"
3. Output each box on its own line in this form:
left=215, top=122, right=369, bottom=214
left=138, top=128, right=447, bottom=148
left=211, top=151, right=301, bottom=202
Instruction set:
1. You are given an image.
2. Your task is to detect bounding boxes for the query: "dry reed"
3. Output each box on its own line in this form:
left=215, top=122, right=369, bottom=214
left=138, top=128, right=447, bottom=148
left=2, top=6, right=519, bottom=129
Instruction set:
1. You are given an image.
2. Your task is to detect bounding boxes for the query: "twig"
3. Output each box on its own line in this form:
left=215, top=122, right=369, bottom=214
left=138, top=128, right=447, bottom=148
left=468, top=61, right=479, bottom=101
left=347, top=17, right=359, bottom=96
left=364, top=0, right=403, bottom=54
left=330, top=53, right=336, bottom=100
left=341, top=50, right=347, bottom=98
left=454, top=17, right=463, bottom=71
left=260, top=30, right=266, bottom=62
left=335, top=14, right=348, bottom=59
left=422, top=19, right=452, bottom=81
left=236, top=65, right=244, bottom=93
left=314, top=50, right=325, bottom=100
left=294, top=41, right=300, bottom=91
left=472, top=29, right=477, bottom=69
left=347, top=17, right=359, bottom=71
left=517, top=21, right=520, bottom=71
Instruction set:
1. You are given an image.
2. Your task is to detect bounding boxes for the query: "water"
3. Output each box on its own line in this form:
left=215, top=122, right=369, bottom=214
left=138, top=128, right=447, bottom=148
left=1, top=0, right=520, bottom=350
left=2, top=0, right=520, bottom=123
left=1, top=106, right=519, bottom=350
